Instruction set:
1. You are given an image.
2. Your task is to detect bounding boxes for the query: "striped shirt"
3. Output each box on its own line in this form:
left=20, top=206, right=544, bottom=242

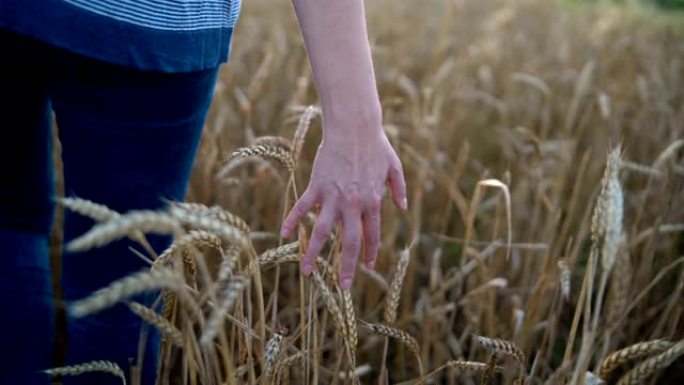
left=1, top=0, right=242, bottom=72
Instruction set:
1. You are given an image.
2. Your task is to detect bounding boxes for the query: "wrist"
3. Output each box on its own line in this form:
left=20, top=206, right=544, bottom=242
left=320, top=99, right=383, bottom=138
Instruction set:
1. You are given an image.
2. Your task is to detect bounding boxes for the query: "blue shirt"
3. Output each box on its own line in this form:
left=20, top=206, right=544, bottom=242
left=1, top=0, right=242, bottom=72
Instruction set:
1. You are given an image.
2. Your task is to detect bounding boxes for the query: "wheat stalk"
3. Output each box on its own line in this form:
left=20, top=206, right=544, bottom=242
left=70, top=268, right=185, bottom=317
left=599, top=339, right=673, bottom=379
left=44, top=360, right=126, bottom=385
left=616, top=340, right=684, bottom=385
left=127, top=302, right=183, bottom=347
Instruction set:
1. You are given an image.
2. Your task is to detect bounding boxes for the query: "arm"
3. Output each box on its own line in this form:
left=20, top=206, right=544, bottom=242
left=280, top=0, right=407, bottom=290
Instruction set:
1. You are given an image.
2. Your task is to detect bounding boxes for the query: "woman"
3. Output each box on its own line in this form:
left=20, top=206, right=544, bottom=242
left=0, top=0, right=407, bottom=384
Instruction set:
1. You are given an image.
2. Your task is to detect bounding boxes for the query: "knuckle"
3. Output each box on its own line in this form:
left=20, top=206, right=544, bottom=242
left=311, top=226, right=330, bottom=242
left=344, top=184, right=361, bottom=207
left=346, top=238, right=361, bottom=253
left=368, top=197, right=382, bottom=211
left=347, top=193, right=360, bottom=207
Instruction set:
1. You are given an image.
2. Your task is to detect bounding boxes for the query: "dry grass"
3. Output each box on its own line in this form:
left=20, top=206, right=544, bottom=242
left=46, top=0, right=684, bottom=383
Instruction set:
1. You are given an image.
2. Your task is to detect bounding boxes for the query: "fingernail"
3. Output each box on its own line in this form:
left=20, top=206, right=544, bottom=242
left=280, top=226, right=289, bottom=238
left=341, top=277, right=353, bottom=290
left=401, top=197, right=408, bottom=210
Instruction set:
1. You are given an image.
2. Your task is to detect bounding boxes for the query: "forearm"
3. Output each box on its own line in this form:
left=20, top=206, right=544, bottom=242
left=292, top=0, right=381, bottom=132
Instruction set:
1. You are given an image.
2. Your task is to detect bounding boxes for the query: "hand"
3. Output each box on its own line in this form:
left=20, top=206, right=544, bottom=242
left=280, top=122, right=407, bottom=290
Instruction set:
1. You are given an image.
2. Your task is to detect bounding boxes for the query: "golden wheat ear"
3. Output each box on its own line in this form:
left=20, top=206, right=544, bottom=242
left=66, top=211, right=180, bottom=252
left=69, top=268, right=185, bottom=318
left=43, top=360, right=126, bottom=385
left=615, top=340, right=684, bottom=385
left=230, top=144, right=295, bottom=172
left=361, top=320, right=423, bottom=375
left=254, top=135, right=293, bottom=152
left=126, top=301, right=183, bottom=347
left=384, top=246, right=411, bottom=325
left=599, top=339, right=674, bottom=380
left=59, top=196, right=121, bottom=222
left=201, top=274, right=248, bottom=346
left=291, top=105, right=320, bottom=166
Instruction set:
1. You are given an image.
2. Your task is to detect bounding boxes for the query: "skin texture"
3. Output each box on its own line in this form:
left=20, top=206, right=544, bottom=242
left=281, top=0, right=407, bottom=290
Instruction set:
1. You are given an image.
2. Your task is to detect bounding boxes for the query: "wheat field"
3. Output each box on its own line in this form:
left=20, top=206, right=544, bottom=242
left=46, top=0, right=684, bottom=384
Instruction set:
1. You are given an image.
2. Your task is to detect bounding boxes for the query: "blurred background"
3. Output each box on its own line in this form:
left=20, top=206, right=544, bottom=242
left=185, top=0, right=683, bottom=382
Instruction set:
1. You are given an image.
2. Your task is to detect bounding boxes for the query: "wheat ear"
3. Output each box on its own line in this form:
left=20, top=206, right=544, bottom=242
left=310, top=272, right=347, bottom=340
left=153, top=230, right=222, bottom=269
left=70, top=268, right=185, bottom=317
left=127, top=302, right=183, bottom=347
left=59, top=197, right=120, bottom=222
left=254, top=135, right=293, bottom=151
left=230, top=144, right=294, bottom=172
left=264, top=333, right=284, bottom=379
left=362, top=322, right=422, bottom=371
left=169, top=207, right=248, bottom=249
left=475, top=336, right=526, bottom=367
left=201, top=274, right=248, bottom=346
left=67, top=211, right=179, bottom=252
left=168, top=202, right=250, bottom=235
left=385, top=247, right=411, bottom=324
left=292, top=105, right=320, bottom=165
left=599, top=339, right=673, bottom=379
left=44, top=360, right=126, bottom=385
left=557, top=260, right=571, bottom=300
left=616, top=340, right=684, bottom=385
left=342, top=289, right=358, bottom=360
left=480, top=353, right=501, bottom=385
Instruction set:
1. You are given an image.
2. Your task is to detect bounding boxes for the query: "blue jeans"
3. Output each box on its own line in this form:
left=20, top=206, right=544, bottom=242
left=0, top=29, right=218, bottom=385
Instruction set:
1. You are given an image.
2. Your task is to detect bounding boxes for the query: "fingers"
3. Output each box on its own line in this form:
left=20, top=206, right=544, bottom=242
left=281, top=187, right=318, bottom=238
left=340, top=211, right=362, bottom=290
left=300, top=201, right=337, bottom=276
left=387, top=159, right=408, bottom=210
left=362, top=203, right=381, bottom=269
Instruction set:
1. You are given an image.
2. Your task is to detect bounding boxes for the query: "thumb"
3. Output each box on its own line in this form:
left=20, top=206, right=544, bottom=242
left=387, top=161, right=407, bottom=210
left=281, top=188, right=318, bottom=237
